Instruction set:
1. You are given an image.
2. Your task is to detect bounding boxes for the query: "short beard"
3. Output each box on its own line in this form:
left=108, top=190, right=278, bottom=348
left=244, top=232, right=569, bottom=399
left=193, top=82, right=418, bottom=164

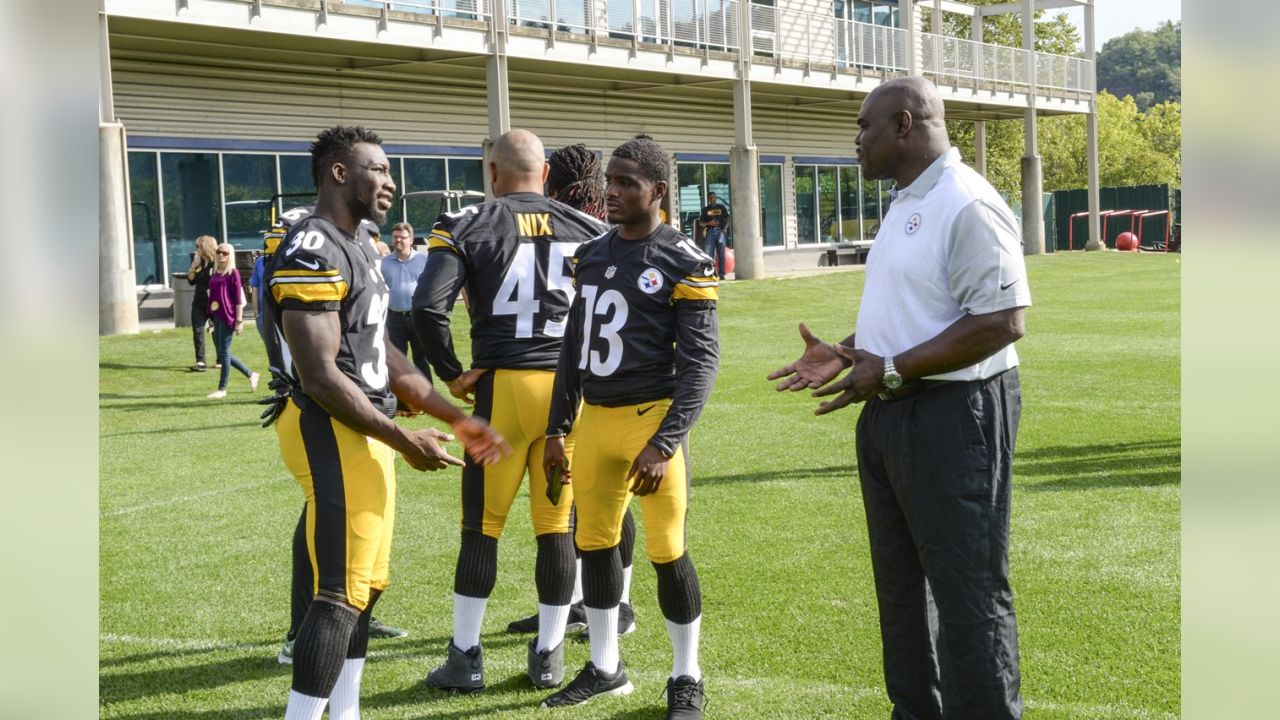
left=353, top=188, right=387, bottom=226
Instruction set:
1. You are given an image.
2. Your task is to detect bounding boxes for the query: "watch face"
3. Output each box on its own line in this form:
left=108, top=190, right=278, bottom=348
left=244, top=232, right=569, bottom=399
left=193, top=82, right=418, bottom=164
left=883, top=371, right=903, bottom=389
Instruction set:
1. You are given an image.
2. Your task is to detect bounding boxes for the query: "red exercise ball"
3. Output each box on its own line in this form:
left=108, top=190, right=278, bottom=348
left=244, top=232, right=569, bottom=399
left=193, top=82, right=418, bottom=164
left=724, top=247, right=736, bottom=276
left=1116, top=231, right=1138, bottom=251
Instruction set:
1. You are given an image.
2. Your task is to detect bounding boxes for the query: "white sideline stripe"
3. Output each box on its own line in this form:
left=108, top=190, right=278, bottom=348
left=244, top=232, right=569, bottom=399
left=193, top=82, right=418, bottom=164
left=101, top=480, right=276, bottom=518
left=101, top=634, right=274, bottom=652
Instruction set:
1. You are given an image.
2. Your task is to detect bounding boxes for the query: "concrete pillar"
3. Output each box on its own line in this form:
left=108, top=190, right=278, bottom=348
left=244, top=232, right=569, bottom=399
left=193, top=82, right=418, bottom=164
left=729, top=6, right=763, bottom=280
left=902, top=0, right=918, bottom=75
left=483, top=6, right=510, bottom=200
left=1083, top=0, right=1102, bottom=250
left=972, top=16, right=987, bottom=177
left=1019, top=0, right=1045, bottom=255
left=100, top=122, right=139, bottom=335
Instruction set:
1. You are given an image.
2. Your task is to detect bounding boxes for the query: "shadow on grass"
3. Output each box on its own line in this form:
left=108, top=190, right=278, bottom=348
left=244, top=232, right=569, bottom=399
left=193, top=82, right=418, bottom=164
left=100, top=398, right=261, bottom=412
left=100, top=653, right=278, bottom=705
left=102, top=422, right=261, bottom=438
left=104, top=706, right=277, bottom=720
left=1017, top=438, right=1180, bottom=491
left=100, top=362, right=189, bottom=374
left=693, top=464, right=854, bottom=486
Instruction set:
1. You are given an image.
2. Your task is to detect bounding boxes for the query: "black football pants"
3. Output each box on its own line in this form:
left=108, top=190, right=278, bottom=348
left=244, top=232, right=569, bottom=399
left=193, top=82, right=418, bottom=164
left=855, top=369, right=1023, bottom=720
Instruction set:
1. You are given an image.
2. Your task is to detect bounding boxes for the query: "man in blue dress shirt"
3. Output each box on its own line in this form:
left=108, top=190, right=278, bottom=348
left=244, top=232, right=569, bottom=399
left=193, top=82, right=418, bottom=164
left=380, top=222, right=433, bottom=391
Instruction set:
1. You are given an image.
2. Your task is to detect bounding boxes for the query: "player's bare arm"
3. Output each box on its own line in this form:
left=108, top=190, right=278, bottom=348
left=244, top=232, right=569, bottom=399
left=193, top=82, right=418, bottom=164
left=385, top=342, right=511, bottom=465
left=767, top=322, right=855, bottom=392
left=811, top=307, right=1027, bottom=416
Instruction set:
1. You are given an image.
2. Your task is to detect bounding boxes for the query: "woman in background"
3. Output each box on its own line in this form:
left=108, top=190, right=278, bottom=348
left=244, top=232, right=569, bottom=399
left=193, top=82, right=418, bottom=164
left=186, top=234, right=218, bottom=371
left=205, top=243, right=259, bottom=399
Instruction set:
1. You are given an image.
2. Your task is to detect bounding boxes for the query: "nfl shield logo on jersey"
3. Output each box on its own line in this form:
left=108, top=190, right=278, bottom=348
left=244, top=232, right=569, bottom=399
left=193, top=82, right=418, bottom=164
left=638, top=268, right=664, bottom=294
left=905, top=213, right=922, bottom=235
left=605, top=265, right=617, bottom=279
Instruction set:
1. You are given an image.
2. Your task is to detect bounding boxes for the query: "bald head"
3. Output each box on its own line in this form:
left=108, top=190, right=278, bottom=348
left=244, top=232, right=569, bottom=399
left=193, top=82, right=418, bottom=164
left=489, top=129, right=548, bottom=195
left=856, top=76, right=951, bottom=184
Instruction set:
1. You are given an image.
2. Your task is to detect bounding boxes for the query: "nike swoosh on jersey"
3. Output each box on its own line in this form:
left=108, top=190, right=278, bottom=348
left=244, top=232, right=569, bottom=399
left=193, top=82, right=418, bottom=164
left=1000, top=279, right=1020, bottom=291
left=296, top=258, right=321, bottom=270
left=636, top=404, right=657, bottom=416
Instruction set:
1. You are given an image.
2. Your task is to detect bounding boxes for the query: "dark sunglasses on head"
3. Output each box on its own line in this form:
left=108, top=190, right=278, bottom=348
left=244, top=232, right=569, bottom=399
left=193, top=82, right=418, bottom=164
left=216, top=251, right=229, bottom=256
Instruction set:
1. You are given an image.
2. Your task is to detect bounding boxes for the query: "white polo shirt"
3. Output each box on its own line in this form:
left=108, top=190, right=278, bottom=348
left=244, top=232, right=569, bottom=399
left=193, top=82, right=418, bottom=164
left=854, top=148, right=1031, bottom=382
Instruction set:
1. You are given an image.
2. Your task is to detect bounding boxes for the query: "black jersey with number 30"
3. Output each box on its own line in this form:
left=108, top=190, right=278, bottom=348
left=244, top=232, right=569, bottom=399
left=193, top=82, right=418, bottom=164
left=548, top=223, right=720, bottom=455
left=412, top=191, right=608, bottom=380
left=266, top=214, right=396, bottom=418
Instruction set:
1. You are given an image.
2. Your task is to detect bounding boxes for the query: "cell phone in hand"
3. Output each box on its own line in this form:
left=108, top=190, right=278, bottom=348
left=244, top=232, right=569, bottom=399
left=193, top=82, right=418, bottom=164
left=547, top=463, right=564, bottom=506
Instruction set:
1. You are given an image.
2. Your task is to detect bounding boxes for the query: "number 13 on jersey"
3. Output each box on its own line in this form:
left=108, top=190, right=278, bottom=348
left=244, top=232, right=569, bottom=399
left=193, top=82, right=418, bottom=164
left=493, top=241, right=579, bottom=339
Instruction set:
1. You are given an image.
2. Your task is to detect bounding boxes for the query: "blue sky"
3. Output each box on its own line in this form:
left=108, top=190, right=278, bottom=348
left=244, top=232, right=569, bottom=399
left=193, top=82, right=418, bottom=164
left=1060, top=0, right=1181, bottom=51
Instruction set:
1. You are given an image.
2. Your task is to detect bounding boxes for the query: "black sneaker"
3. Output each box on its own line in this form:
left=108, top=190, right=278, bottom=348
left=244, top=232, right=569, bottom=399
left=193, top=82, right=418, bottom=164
left=368, top=617, right=408, bottom=639
left=425, top=642, right=484, bottom=693
left=665, top=675, right=706, bottom=719
left=506, top=602, right=587, bottom=634
left=526, top=639, right=564, bottom=689
left=576, top=602, right=637, bottom=642
left=539, top=661, right=633, bottom=708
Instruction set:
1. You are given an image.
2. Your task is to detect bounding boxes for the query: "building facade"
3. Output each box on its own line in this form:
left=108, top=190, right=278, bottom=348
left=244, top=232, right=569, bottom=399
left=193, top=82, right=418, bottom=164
left=101, top=0, right=1097, bottom=296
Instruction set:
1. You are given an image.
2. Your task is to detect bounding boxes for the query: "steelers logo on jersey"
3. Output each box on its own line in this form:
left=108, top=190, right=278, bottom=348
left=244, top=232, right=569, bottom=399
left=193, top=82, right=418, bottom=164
left=638, top=267, right=664, bottom=294
left=905, top=212, right=922, bottom=235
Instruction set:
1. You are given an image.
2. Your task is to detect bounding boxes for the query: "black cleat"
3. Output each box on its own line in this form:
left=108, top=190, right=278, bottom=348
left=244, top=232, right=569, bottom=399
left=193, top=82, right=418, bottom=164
left=539, top=661, right=633, bottom=708
left=425, top=642, right=484, bottom=693
left=507, top=602, right=587, bottom=634
left=665, top=675, right=706, bottom=719
left=527, top=639, right=565, bottom=689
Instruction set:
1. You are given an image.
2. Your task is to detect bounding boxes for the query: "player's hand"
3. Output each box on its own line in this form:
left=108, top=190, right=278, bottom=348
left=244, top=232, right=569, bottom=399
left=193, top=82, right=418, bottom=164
left=451, top=415, right=512, bottom=466
left=400, top=427, right=464, bottom=471
left=627, top=443, right=669, bottom=497
left=767, top=323, right=848, bottom=392
left=812, top=347, right=883, bottom=415
left=543, top=435, right=571, bottom=484
left=446, top=368, right=487, bottom=405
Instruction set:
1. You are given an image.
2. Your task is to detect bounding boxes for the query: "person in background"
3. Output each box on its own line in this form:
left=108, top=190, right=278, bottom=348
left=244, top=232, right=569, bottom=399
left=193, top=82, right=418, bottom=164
left=248, top=229, right=284, bottom=344
left=380, top=222, right=433, bottom=391
left=696, top=192, right=730, bottom=280
left=205, top=243, right=259, bottom=399
left=187, top=234, right=218, bottom=371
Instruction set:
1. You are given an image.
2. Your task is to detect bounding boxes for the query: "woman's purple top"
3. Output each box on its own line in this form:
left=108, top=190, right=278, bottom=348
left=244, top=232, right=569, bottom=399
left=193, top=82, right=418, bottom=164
left=206, top=270, right=243, bottom=327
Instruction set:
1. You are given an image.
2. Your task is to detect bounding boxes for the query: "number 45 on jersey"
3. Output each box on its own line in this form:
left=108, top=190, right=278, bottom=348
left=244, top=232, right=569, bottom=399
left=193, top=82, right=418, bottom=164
left=493, top=242, right=579, bottom=339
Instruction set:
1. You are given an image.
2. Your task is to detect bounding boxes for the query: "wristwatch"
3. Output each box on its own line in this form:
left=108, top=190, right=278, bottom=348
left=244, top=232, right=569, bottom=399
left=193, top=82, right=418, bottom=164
left=882, top=356, right=903, bottom=390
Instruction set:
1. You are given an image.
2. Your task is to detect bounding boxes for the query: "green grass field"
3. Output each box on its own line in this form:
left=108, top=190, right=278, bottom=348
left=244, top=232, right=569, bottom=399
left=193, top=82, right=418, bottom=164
left=99, top=252, right=1180, bottom=719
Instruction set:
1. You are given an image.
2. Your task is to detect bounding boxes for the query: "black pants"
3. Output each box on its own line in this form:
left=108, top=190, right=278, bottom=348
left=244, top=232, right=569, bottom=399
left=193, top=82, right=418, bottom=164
left=191, top=300, right=209, bottom=364
left=855, top=369, right=1023, bottom=720
left=387, top=311, right=432, bottom=383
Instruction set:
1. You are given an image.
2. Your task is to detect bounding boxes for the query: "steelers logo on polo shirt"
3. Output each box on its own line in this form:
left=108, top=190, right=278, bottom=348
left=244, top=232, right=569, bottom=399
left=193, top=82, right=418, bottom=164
left=638, top=268, right=664, bottom=294
left=905, top=213, right=922, bottom=235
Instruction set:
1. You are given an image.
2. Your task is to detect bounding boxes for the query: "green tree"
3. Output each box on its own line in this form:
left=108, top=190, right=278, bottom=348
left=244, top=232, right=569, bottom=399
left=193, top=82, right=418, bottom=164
left=1096, top=21, right=1181, bottom=111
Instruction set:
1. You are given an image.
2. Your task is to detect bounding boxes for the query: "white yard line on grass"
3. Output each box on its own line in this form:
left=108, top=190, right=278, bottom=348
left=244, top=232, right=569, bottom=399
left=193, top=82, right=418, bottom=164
left=101, top=480, right=276, bottom=518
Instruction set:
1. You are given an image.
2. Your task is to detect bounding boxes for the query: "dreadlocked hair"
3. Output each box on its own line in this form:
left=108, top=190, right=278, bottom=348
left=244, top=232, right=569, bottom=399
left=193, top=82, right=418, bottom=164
left=611, top=136, right=669, bottom=185
left=310, top=125, right=383, bottom=190
left=547, top=144, right=605, bottom=221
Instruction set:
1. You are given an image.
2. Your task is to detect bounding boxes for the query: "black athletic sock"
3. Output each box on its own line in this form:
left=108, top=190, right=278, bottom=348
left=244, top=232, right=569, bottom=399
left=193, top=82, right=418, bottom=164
left=292, top=600, right=359, bottom=698
left=653, top=551, right=702, bottom=624
left=289, top=505, right=311, bottom=640
left=347, top=589, right=380, bottom=660
left=619, top=508, right=636, bottom=570
left=534, top=532, right=576, bottom=606
left=579, top=546, right=623, bottom=609
left=454, top=530, right=498, bottom=598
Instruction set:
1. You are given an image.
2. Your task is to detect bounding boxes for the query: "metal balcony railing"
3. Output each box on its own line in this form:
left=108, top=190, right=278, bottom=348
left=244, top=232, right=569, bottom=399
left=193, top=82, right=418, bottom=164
left=347, top=0, right=1091, bottom=97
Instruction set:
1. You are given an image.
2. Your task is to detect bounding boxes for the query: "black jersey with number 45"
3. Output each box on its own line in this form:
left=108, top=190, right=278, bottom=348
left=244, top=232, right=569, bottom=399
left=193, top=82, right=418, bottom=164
left=547, top=224, right=720, bottom=454
left=412, top=191, right=608, bottom=379
left=266, top=214, right=396, bottom=419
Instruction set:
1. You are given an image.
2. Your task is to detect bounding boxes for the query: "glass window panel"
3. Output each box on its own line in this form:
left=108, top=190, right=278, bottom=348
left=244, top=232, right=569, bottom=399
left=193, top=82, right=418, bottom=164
left=817, top=165, right=838, bottom=243
left=853, top=0, right=872, bottom=23
left=879, top=179, right=894, bottom=222
left=873, top=4, right=893, bottom=27
left=794, top=165, right=817, bottom=244
left=128, top=151, right=164, bottom=286
left=402, top=157, right=448, bottom=233
left=704, top=163, right=731, bottom=245
left=676, top=163, right=705, bottom=237
left=222, top=154, right=276, bottom=253
left=278, top=154, right=314, bottom=219
left=860, top=168, right=880, bottom=239
left=161, top=152, right=221, bottom=287
left=838, top=166, right=860, bottom=242
left=759, top=164, right=783, bottom=248
left=448, top=158, right=484, bottom=196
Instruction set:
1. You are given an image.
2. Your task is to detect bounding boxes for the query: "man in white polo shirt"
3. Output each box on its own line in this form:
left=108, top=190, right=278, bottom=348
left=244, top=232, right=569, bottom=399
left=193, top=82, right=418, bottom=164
left=768, top=76, right=1030, bottom=719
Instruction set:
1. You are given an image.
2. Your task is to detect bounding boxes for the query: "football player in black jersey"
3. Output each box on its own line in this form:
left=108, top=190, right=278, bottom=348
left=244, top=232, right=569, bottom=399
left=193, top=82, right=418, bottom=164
left=267, top=126, right=510, bottom=720
left=413, top=130, right=609, bottom=692
left=502, top=143, right=642, bottom=644
left=260, top=205, right=412, bottom=667
left=540, top=137, right=718, bottom=719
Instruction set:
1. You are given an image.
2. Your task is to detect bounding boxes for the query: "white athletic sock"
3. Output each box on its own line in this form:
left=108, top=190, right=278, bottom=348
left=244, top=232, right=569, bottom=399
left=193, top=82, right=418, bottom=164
left=537, top=603, right=570, bottom=652
left=666, top=615, right=702, bottom=681
left=621, top=565, right=633, bottom=605
left=585, top=605, right=620, bottom=675
left=327, top=658, right=365, bottom=720
left=453, top=593, right=488, bottom=651
left=570, top=560, right=583, bottom=605
left=283, top=690, right=328, bottom=720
